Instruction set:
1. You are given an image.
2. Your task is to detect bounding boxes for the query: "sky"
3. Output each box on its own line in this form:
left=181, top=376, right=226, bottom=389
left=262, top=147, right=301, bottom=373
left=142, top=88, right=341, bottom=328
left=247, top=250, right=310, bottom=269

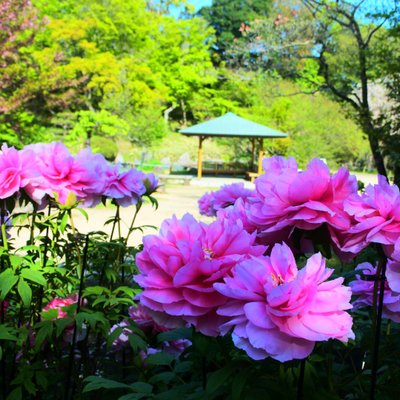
left=189, top=0, right=212, bottom=11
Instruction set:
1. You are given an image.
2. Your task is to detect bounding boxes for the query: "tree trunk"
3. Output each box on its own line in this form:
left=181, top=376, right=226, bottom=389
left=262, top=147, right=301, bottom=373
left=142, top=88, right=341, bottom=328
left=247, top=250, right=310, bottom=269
left=164, top=105, right=176, bottom=124
left=362, top=119, right=387, bottom=178
left=394, top=165, right=400, bottom=187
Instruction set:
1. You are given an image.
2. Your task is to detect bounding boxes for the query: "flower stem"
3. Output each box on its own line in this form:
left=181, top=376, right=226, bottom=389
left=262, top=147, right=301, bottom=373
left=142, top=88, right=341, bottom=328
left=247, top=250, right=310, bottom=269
left=370, top=255, right=387, bottom=400
left=64, top=234, right=89, bottom=400
left=297, top=358, right=306, bottom=400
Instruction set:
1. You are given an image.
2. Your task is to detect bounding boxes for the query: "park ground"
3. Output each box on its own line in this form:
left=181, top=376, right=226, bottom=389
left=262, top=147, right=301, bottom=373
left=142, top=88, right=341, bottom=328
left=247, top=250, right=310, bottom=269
left=70, top=172, right=379, bottom=246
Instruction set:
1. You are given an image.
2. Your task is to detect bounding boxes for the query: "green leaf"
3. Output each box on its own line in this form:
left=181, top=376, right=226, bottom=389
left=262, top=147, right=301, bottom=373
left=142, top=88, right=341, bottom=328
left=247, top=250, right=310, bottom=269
left=83, top=286, right=107, bottom=296
left=231, top=368, right=252, bottom=400
left=55, top=317, right=74, bottom=336
left=17, top=279, right=32, bottom=306
left=148, top=371, right=176, bottom=384
left=129, top=382, right=153, bottom=394
left=20, top=269, right=47, bottom=286
left=77, top=208, right=89, bottom=220
left=0, top=325, right=17, bottom=341
left=128, top=333, right=147, bottom=352
left=118, top=394, right=148, bottom=400
left=157, top=327, right=192, bottom=343
left=35, top=321, right=53, bottom=350
left=0, top=269, right=19, bottom=300
left=9, top=255, right=24, bottom=268
left=83, top=376, right=131, bottom=393
left=206, top=365, right=235, bottom=395
left=145, top=351, right=174, bottom=366
left=59, top=212, right=69, bottom=232
left=6, top=386, right=22, bottom=400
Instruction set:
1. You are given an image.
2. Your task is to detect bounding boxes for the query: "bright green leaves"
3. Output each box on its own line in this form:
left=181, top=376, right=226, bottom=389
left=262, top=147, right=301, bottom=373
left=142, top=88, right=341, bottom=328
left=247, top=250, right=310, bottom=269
left=0, top=257, right=47, bottom=306
left=0, top=269, right=19, bottom=300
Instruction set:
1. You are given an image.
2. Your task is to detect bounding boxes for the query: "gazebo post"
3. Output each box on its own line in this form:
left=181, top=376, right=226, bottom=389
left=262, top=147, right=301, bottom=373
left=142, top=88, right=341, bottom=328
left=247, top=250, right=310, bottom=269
left=250, top=137, right=256, bottom=171
left=198, top=135, right=205, bottom=178
left=258, top=138, right=264, bottom=174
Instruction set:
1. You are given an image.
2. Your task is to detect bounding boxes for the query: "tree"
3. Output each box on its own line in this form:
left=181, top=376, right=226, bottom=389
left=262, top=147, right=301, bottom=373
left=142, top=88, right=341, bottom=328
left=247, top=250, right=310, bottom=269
left=198, top=0, right=273, bottom=62
left=229, top=0, right=400, bottom=178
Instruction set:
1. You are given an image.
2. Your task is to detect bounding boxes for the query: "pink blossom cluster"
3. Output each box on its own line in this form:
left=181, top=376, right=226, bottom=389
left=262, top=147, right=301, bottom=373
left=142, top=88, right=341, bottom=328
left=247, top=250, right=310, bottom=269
left=0, top=142, right=158, bottom=209
left=135, top=155, right=400, bottom=362
left=135, top=209, right=354, bottom=361
left=197, top=156, right=400, bottom=262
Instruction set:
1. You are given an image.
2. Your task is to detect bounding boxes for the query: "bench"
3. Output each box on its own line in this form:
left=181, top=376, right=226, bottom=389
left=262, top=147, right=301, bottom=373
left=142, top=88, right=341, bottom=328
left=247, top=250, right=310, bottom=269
left=158, top=174, right=193, bottom=188
left=247, top=172, right=259, bottom=182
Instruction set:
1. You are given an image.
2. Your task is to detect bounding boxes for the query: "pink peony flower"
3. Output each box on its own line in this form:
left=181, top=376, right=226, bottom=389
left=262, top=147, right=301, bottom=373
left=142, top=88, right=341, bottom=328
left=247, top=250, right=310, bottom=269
left=0, top=144, right=42, bottom=202
left=25, top=143, right=110, bottom=207
left=103, top=164, right=146, bottom=207
left=70, top=148, right=109, bottom=207
left=22, top=142, right=75, bottom=203
left=217, top=198, right=258, bottom=236
left=198, top=183, right=255, bottom=217
left=143, top=173, right=159, bottom=196
left=247, top=157, right=358, bottom=251
left=135, top=213, right=266, bottom=336
left=214, top=243, right=354, bottom=362
left=198, top=192, right=215, bottom=217
left=250, top=157, right=357, bottom=231
left=343, top=175, right=400, bottom=256
left=350, top=261, right=400, bottom=323
left=42, top=294, right=78, bottom=319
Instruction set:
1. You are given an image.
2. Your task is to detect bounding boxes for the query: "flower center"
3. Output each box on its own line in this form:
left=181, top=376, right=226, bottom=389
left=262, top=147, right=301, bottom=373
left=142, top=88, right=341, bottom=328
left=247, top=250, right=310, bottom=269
left=271, top=273, right=285, bottom=286
left=203, top=248, right=214, bottom=260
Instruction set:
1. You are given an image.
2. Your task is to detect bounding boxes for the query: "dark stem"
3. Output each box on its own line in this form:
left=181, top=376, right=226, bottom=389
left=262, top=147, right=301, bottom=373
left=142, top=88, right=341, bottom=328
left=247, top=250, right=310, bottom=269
left=64, top=234, right=89, bottom=400
left=36, top=204, right=52, bottom=323
left=297, top=358, right=306, bottom=400
left=370, top=257, right=387, bottom=400
left=1, top=203, right=7, bottom=399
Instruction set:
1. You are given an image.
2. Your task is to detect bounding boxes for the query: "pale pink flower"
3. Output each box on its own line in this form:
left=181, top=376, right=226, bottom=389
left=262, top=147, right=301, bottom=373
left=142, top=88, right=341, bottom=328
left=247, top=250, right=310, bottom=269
left=343, top=175, right=400, bottom=256
left=0, top=144, right=42, bottom=202
left=110, top=320, right=133, bottom=349
left=350, top=261, right=400, bottom=323
left=22, top=142, right=75, bottom=203
left=70, top=148, right=108, bottom=207
left=198, top=192, right=215, bottom=217
left=215, top=243, right=354, bottom=362
left=103, top=164, right=146, bottom=207
left=198, top=183, right=255, bottom=217
left=128, top=303, right=170, bottom=335
left=135, top=213, right=266, bottom=336
left=42, top=294, right=78, bottom=319
left=143, top=173, right=159, bottom=196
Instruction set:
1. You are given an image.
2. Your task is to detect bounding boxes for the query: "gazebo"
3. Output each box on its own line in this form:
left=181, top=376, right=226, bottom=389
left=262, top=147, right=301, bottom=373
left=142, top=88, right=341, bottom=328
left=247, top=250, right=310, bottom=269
left=179, top=112, right=288, bottom=178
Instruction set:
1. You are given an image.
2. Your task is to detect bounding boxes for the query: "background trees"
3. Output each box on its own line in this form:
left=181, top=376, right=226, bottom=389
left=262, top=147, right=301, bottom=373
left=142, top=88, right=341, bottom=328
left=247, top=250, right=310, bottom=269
left=0, top=0, right=398, bottom=178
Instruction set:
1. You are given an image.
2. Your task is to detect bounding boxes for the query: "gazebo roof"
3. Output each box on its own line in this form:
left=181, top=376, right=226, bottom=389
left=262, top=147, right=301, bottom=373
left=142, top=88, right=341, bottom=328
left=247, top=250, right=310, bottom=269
left=179, top=112, right=288, bottom=138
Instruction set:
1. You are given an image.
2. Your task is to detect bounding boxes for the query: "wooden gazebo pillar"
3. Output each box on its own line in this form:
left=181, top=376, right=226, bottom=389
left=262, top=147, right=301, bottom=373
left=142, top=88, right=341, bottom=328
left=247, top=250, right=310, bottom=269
left=197, top=135, right=206, bottom=178
left=258, top=138, right=264, bottom=174
left=250, top=137, right=256, bottom=171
